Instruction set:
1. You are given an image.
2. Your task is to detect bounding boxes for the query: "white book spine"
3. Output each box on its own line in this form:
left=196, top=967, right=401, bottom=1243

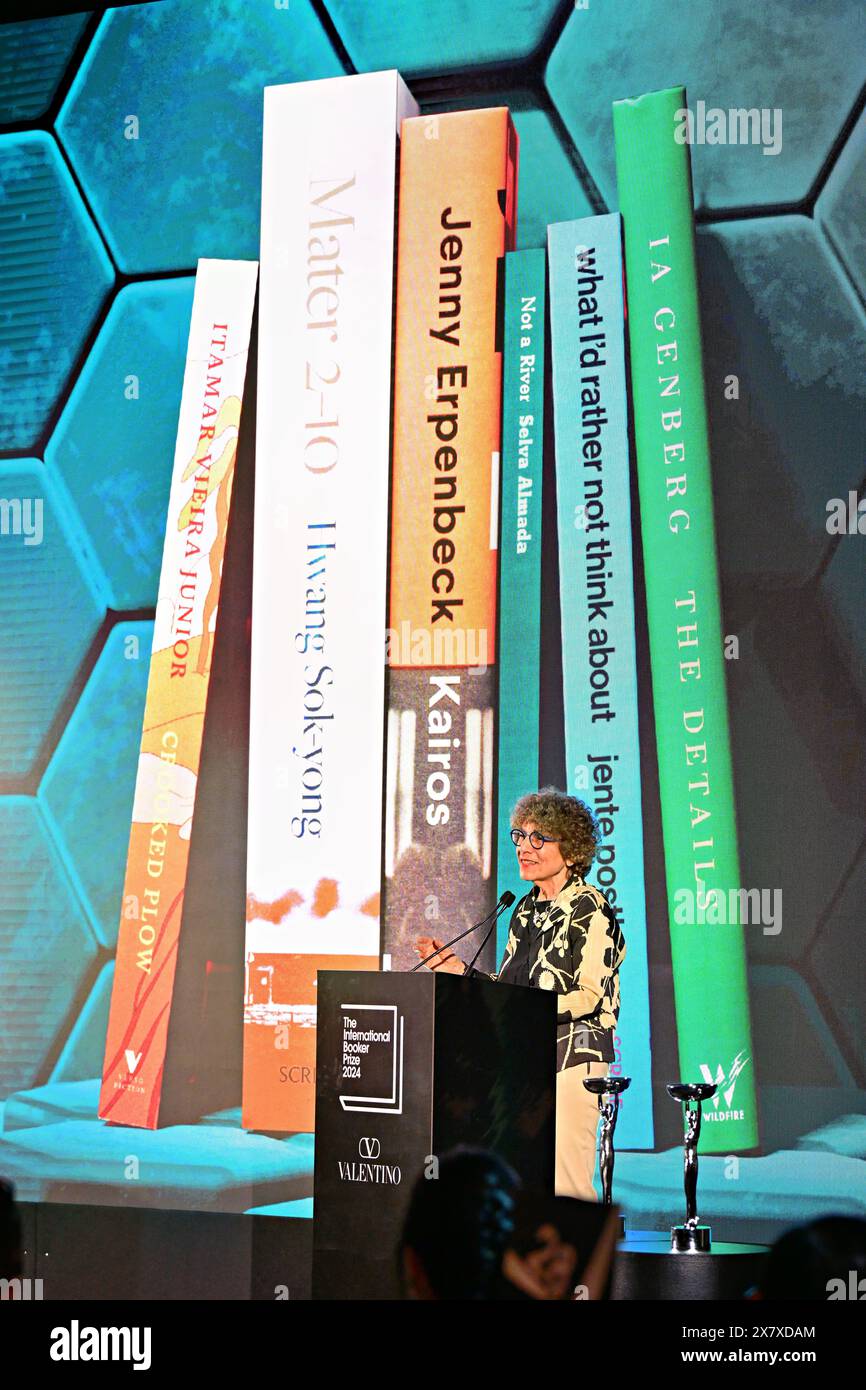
left=245, top=71, right=418, bottom=1129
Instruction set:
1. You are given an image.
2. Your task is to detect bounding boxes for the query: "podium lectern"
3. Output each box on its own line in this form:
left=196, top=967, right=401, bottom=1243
left=312, top=969, right=557, bottom=1299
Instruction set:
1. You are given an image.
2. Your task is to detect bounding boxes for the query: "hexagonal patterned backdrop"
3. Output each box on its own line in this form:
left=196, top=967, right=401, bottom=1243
left=0, top=0, right=863, bottom=1235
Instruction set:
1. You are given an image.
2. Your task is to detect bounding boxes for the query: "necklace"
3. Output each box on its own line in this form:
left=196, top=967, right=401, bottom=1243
left=533, top=897, right=554, bottom=928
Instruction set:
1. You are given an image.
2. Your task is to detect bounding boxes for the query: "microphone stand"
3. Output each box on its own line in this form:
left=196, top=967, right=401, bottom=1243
left=463, top=912, right=500, bottom=977
left=410, top=895, right=512, bottom=973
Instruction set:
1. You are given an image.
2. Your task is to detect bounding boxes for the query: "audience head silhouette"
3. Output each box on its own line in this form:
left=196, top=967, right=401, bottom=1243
left=399, top=1147, right=520, bottom=1299
left=754, top=1215, right=866, bottom=1300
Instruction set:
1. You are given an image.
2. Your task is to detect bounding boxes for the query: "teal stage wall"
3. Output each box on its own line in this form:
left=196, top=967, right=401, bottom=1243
left=0, top=0, right=864, bottom=1236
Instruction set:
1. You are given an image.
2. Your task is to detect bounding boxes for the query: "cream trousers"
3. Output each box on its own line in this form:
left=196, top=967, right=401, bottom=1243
left=555, top=1060, right=609, bottom=1201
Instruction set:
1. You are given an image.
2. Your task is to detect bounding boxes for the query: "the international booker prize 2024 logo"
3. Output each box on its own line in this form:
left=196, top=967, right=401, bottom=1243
left=338, top=1003, right=405, bottom=1115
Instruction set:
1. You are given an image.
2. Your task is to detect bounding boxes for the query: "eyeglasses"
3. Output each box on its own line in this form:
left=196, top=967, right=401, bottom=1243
left=510, top=828, right=560, bottom=851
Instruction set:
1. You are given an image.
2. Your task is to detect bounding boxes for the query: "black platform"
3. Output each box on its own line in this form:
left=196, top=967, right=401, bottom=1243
left=612, top=1234, right=769, bottom=1300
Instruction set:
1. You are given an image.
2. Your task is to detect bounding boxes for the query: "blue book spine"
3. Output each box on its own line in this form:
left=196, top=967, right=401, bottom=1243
left=548, top=213, right=654, bottom=1148
left=496, top=249, right=546, bottom=951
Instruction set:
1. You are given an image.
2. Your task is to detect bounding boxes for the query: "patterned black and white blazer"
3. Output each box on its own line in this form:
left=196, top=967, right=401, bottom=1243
left=470, top=872, right=626, bottom=1071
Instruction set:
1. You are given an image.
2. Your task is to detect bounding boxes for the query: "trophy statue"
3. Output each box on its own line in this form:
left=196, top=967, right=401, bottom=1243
left=666, top=1081, right=717, bottom=1252
left=584, top=1074, right=631, bottom=1234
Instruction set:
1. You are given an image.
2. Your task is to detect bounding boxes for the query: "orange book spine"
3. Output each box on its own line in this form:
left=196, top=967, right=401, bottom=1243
left=383, top=110, right=518, bottom=971
left=99, top=259, right=257, bottom=1128
left=388, top=108, right=518, bottom=670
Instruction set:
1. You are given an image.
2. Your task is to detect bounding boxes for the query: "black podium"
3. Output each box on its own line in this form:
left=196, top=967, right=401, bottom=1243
left=312, top=969, right=557, bottom=1299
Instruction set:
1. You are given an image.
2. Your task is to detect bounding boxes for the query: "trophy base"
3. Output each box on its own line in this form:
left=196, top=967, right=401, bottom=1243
left=671, top=1225, right=711, bottom=1253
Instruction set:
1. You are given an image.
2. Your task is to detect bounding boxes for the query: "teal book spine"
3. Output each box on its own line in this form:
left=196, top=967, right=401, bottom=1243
left=548, top=213, right=653, bottom=1148
left=613, top=86, right=758, bottom=1151
left=496, top=248, right=545, bottom=948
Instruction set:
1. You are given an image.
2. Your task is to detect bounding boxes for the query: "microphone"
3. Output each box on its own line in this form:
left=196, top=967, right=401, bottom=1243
left=411, top=890, right=516, bottom=973
left=464, top=891, right=516, bottom=976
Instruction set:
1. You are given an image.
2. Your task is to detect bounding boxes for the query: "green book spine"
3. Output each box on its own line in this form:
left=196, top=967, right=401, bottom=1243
left=613, top=86, right=758, bottom=1150
left=496, top=249, right=545, bottom=944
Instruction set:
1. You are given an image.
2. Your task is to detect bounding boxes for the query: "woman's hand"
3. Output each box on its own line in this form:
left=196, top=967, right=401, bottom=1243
left=502, top=1224, right=578, bottom=1300
left=414, top=936, right=466, bottom=975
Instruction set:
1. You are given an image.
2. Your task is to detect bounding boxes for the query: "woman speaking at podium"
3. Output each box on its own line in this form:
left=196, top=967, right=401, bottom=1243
left=414, top=788, right=625, bottom=1202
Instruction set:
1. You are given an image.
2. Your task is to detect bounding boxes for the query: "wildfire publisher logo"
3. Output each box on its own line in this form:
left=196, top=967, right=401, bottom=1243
left=700, top=1051, right=750, bottom=1121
